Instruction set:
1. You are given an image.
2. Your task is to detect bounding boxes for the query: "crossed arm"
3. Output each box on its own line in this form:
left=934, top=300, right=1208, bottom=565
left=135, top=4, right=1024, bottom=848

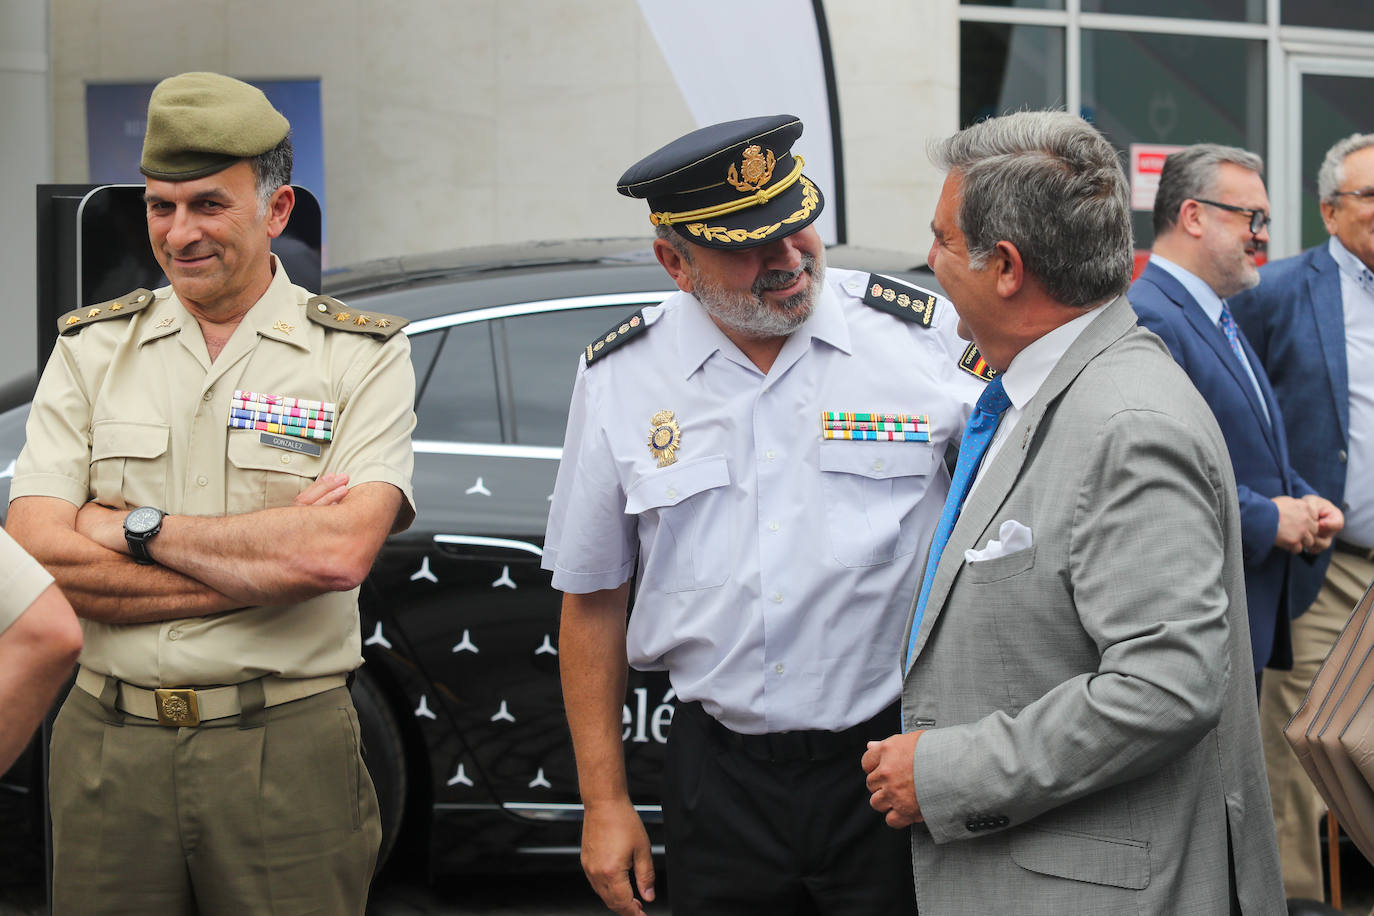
left=6, top=473, right=401, bottom=624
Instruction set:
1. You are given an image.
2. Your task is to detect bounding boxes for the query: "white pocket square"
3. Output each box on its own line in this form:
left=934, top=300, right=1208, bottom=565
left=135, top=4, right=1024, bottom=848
left=965, top=519, right=1033, bottom=563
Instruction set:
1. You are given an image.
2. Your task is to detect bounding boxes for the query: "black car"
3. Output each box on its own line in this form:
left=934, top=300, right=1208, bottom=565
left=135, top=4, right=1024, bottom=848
left=0, top=238, right=940, bottom=881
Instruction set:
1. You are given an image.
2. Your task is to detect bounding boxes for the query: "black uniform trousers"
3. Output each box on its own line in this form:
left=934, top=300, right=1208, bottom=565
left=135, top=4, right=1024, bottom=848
left=663, top=700, right=915, bottom=915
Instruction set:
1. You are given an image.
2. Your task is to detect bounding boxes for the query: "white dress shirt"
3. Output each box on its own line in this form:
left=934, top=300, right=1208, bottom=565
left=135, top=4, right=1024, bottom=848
left=543, top=267, right=983, bottom=733
left=1330, top=236, right=1374, bottom=546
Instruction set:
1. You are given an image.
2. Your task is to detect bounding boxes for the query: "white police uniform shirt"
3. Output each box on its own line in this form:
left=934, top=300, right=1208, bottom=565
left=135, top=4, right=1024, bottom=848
left=543, top=266, right=983, bottom=734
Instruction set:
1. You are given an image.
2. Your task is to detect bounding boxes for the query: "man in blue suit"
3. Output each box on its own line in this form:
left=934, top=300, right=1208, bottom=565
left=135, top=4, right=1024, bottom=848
left=1230, top=133, right=1374, bottom=903
left=1128, top=144, right=1344, bottom=683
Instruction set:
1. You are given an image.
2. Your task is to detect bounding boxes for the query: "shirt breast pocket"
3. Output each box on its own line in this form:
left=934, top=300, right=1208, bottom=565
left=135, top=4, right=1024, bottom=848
left=625, top=455, right=732, bottom=592
left=818, top=440, right=934, bottom=568
left=227, top=434, right=327, bottom=514
left=90, top=420, right=170, bottom=510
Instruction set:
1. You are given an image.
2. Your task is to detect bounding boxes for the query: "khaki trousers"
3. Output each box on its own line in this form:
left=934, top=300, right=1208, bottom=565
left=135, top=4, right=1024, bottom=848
left=1259, top=549, right=1374, bottom=901
left=49, top=683, right=381, bottom=915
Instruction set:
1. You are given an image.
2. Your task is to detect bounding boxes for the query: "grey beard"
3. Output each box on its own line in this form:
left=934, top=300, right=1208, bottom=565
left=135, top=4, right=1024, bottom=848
left=694, top=253, right=825, bottom=340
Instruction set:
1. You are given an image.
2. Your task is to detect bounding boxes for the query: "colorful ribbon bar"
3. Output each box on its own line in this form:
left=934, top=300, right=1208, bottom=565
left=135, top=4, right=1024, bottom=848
left=822, top=411, right=928, bottom=424
left=234, top=390, right=337, bottom=414
left=823, top=420, right=928, bottom=433
left=822, top=429, right=930, bottom=442
left=231, top=398, right=333, bottom=421
left=230, top=408, right=332, bottom=431
left=229, top=417, right=333, bottom=440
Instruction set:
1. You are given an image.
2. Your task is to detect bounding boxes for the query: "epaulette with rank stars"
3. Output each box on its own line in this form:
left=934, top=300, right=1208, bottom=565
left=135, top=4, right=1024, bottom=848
left=958, top=342, right=997, bottom=381
left=306, top=296, right=408, bottom=340
left=58, top=288, right=154, bottom=336
left=584, top=310, right=647, bottom=367
left=862, top=274, right=939, bottom=328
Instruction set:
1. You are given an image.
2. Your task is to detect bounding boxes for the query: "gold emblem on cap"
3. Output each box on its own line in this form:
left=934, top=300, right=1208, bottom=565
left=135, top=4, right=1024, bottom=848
left=728, top=145, right=776, bottom=193
left=272, top=320, right=294, bottom=335
left=648, top=409, right=682, bottom=468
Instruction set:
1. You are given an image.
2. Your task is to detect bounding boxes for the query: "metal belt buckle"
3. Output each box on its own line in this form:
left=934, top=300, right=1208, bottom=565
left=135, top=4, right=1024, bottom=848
left=154, top=688, right=201, bottom=726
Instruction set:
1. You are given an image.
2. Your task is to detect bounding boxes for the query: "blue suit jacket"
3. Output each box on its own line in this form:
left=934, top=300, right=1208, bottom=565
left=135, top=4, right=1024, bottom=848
left=1230, top=243, right=1349, bottom=616
left=1129, top=261, right=1316, bottom=671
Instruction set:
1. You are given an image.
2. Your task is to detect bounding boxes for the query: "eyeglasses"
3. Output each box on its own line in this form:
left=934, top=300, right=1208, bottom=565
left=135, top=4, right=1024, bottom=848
left=1331, top=188, right=1374, bottom=206
left=1193, top=199, right=1271, bottom=235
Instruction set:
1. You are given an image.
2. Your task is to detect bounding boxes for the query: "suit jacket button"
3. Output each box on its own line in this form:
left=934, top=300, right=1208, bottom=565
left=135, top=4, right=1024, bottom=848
left=965, top=819, right=978, bottom=831
left=1339, top=449, right=1348, bottom=463
left=996, top=816, right=1009, bottom=826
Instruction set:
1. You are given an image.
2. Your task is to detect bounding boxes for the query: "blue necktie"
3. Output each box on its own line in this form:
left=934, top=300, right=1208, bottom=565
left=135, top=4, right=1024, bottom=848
left=905, top=376, right=1011, bottom=671
left=1217, top=303, right=1249, bottom=368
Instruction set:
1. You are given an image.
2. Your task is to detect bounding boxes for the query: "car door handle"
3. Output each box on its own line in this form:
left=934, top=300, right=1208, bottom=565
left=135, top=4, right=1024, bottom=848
left=433, top=534, right=544, bottom=559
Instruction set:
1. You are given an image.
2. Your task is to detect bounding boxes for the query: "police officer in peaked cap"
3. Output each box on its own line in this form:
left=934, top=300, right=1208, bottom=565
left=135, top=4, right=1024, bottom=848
left=8, top=72, right=416, bottom=914
left=545, top=115, right=986, bottom=915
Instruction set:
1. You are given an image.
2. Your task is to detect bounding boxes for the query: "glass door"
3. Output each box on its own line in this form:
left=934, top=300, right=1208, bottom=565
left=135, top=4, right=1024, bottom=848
left=1278, top=57, right=1374, bottom=257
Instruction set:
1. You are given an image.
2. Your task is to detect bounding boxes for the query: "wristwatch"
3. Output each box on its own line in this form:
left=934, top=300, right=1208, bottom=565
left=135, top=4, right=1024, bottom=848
left=124, top=506, right=165, bottom=565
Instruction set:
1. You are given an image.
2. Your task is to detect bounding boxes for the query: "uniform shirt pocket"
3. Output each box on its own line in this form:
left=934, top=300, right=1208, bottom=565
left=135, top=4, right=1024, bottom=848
left=227, top=433, right=327, bottom=514
left=625, top=455, right=731, bottom=592
left=90, top=420, right=170, bottom=510
left=818, top=440, right=934, bottom=568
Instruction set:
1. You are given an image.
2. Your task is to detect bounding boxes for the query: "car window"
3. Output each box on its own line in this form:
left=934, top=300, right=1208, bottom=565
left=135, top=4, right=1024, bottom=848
left=501, top=305, right=642, bottom=447
left=413, top=324, right=502, bottom=443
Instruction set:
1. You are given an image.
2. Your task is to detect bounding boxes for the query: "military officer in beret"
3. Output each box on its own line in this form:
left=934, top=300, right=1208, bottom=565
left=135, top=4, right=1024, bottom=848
left=545, top=115, right=985, bottom=915
left=7, top=71, right=415, bottom=914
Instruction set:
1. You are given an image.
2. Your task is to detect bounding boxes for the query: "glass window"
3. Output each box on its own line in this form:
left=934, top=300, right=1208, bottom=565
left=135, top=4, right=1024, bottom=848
left=413, top=324, right=502, bottom=443
left=1282, top=3, right=1374, bottom=31
left=501, top=305, right=645, bottom=447
left=1300, top=73, right=1374, bottom=250
left=1081, top=29, right=1266, bottom=250
left=961, top=23, right=1066, bottom=129
left=1080, top=0, right=1263, bottom=22
left=961, top=0, right=1063, bottom=9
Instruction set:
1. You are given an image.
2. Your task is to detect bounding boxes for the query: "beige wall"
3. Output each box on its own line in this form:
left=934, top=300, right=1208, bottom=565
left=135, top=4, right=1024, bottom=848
left=49, top=0, right=955, bottom=269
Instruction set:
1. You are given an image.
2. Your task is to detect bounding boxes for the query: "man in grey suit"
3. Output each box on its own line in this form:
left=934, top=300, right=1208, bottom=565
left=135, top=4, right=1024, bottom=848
left=862, top=111, right=1284, bottom=914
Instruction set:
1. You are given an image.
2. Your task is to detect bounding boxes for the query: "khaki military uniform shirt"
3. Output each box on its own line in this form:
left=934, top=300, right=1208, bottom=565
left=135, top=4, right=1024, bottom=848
left=11, top=258, right=416, bottom=687
left=0, top=528, right=55, bottom=635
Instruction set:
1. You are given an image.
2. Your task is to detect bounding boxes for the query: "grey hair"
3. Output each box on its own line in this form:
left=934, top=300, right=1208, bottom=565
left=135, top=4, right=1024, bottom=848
left=1152, top=143, right=1263, bottom=235
left=930, top=110, right=1132, bottom=308
left=250, top=134, right=293, bottom=214
left=1318, top=133, right=1374, bottom=203
left=655, top=223, right=694, bottom=262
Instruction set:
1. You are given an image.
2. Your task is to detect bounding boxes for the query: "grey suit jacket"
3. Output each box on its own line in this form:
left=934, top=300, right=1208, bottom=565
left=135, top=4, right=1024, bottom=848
left=900, top=297, right=1283, bottom=915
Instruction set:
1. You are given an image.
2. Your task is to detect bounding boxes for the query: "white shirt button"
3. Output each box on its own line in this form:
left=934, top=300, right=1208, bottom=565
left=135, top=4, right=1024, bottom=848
left=771, top=592, right=783, bottom=603
left=765, top=450, right=776, bottom=460
left=872, top=459, right=885, bottom=471
left=196, top=475, right=209, bottom=487
left=768, top=521, right=780, bottom=532
left=775, top=663, right=785, bottom=674
left=280, top=454, right=292, bottom=465
left=666, top=487, right=677, bottom=499
left=167, top=629, right=181, bottom=641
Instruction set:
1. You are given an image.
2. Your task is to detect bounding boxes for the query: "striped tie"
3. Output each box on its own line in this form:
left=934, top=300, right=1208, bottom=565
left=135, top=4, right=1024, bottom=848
left=905, top=376, right=1011, bottom=672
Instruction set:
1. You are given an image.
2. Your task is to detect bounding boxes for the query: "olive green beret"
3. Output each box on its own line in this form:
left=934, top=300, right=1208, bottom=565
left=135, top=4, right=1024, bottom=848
left=140, top=72, right=290, bottom=181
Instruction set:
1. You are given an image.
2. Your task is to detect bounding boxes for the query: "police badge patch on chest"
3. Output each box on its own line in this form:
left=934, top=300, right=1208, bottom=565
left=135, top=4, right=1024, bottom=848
left=648, top=410, right=682, bottom=467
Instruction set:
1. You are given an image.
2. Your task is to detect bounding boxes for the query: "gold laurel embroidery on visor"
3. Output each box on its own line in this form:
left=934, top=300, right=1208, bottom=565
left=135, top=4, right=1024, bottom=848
left=685, top=176, right=819, bottom=244
left=651, top=155, right=807, bottom=227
